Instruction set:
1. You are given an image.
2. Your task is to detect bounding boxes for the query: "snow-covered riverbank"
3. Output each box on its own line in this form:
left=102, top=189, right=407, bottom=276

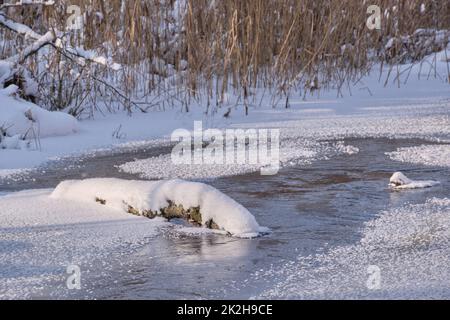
left=1, top=48, right=449, bottom=176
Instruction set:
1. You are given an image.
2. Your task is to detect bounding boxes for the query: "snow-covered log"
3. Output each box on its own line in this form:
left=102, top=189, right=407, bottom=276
left=51, top=178, right=269, bottom=238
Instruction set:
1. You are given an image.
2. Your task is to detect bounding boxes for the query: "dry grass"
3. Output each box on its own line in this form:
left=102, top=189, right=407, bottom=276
left=1, top=0, right=449, bottom=116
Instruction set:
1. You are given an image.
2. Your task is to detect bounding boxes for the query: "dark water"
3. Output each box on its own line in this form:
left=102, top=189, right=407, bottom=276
left=1, top=138, right=449, bottom=299
left=0, top=144, right=174, bottom=192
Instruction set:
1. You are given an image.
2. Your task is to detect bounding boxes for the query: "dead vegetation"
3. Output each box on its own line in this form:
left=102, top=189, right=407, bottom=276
left=1, top=0, right=449, bottom=116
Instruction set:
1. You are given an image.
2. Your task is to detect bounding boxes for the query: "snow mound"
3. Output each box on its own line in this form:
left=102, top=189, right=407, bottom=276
left=51, top=178, right=267, bottom=238
left=0, top=85, right=78, bottom=143
left=389, top=172, right=440, bottom=190
left=387, top=145, right=450, bottom=168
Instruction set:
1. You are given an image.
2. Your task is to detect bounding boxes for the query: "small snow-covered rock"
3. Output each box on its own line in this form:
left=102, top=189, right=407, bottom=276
left=389, top=172, right=440, bottom=190
left=389, top=172, right=413, bottom=186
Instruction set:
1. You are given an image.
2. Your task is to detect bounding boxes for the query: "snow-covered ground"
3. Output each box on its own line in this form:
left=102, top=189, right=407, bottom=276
left=0, top=189, right=168, bottom=299
left=0, top=86, right=78, bottom=139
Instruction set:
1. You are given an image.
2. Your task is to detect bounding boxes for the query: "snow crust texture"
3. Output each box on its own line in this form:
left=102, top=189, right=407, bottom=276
left=387, top=145, right=450, bottom=168
left=0, top=189, right=167, bottom=299
left=255, top=198, right=450, bottom=299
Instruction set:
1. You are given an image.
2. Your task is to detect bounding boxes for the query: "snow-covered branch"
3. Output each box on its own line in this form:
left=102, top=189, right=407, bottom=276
left=8, top=31, right=56, bottom=64
left=0, top=12, right=121, bottom=70
left=0, top=12, right=41, bottom=39
left=57, top=43, right=122, bottom=71
left=0, top=0, right=55, bottom=11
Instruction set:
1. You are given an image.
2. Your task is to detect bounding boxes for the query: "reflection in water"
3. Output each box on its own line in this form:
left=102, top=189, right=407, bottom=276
left=157, top=231, right=257, bottom=264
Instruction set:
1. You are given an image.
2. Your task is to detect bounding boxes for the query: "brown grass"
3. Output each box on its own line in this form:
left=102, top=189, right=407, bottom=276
left=1, top=0, right=449, bottom=116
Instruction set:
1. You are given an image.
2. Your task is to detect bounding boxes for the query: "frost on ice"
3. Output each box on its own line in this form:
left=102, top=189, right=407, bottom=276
left=51, top=178, right=268, bottom=238
left=387, top=145, right=450, bottom=168
left=389, top=172, right=440, bottom=190
left=255, top=198, right=450, bottom=299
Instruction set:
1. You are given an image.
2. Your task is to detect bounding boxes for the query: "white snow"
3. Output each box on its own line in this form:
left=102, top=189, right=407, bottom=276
left=389, top=172, right=440, bottom=190
left=0, top=60, right=13, bottom=84
left=334, top=141, right=360, bottom=155
left=0, top=47, right=449, bottom=177
left=387, top=145, right=450, bottom=168
left=420, top=3, right=426, bottom=14
left=0, top=12, right=42, bottom=40
left=0, top=134, right=30, bottom=150
left=51, top=178, right=268, bottom=238
left=255, top=197, right=450, bottom=299
left=118, top=140, right=359, bottom=180
left=0, top=85, right=78, bottom=140
left=7, top=31, right=56, bottom=64
left=0, top=188, right=167, bottom=299
left=0, top=168, right=31, bottom=179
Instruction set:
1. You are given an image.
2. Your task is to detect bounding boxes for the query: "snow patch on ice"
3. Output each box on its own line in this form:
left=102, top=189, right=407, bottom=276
left=118, top=145, right=316, bottom=180
left=387, top=144, right=450, bottom=168
left=254, top=197, right=450, bottom=299
left=0, top=189, right=167, bottom=299
left=0, top=168, right=32, bottom=179
left=334, top=141, right=360, bottom=155
left=118, top=140, right=359, bottom=180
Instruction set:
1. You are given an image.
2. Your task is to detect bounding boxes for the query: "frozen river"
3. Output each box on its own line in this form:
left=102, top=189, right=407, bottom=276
left=1, top=137, right=449, bottom=299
